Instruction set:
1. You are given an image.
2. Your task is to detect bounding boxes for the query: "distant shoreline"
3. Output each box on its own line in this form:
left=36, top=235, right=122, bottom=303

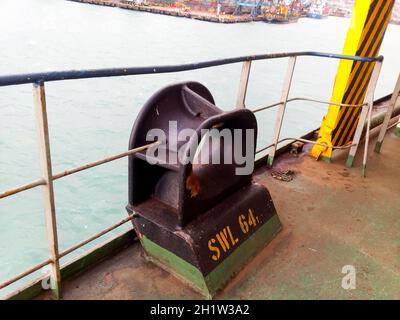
left=66, top=0, right=400, bottom=25
left=66, top=0, right=264, bottom=24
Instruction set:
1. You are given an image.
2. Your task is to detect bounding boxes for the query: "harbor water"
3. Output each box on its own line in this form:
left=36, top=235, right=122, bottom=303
left=0, top=0, right=399, bottom=295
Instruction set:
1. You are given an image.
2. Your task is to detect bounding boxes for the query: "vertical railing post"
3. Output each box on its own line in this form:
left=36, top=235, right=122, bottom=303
left=236, top=60, right=252, bottom=109
left=374, top=72, right=400, bottom=153
left=33, top=81, right=62, bottom=299
left=346, top=61, right=383, bottom=172
left=267, top=56, right=297, bottom=166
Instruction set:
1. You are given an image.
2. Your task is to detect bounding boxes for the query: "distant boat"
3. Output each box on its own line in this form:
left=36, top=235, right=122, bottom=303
left=263, top=1, right=301, bottom=24
left=307, top=0, right=329, bottom=19
left=330, top=7, right=352, bottom=18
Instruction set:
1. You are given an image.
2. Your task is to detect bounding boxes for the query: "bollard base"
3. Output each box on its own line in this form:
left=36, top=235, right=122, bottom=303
left=131, top=184, right=282, bottom=298
left=140, top=214, right=281, bottom=298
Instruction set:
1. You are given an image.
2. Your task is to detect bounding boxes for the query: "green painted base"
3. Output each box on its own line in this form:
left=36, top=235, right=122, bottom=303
left=52, top=280, right=62, bottom=300
left=319, top=155, right=332, bottom=163
left=374, top=141, right=382, bottom=153
left=345, top=155, right=355, bottom=168
left=140, top=214, right=282, bottom=298
left=362, top=165, right=366, bottom=178
left=266, top=155, right=274, bottom=167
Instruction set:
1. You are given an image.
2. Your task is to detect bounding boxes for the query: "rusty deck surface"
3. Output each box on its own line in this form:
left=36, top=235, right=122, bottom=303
left=38, top=127, right=400, bottom=300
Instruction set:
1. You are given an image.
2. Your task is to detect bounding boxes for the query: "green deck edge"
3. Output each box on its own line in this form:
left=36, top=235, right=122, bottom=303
left=6, top=229, right=135, bottom=300
left=141, top=214, right=282, bottom=298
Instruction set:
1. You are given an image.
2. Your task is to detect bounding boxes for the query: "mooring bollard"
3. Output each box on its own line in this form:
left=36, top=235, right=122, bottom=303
left=126, top=82, right=282, bottom=298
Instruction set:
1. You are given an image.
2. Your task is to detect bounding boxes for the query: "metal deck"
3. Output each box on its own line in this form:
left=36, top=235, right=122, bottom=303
left=37, top=127, right=400, bottom=300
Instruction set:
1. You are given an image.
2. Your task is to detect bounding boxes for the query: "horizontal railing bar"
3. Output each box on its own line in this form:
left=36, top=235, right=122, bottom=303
left=0, top=142, right=160, bottom=201
left=251, top=97, right=367, bottom=113
left=0, top=258, right=52, bottom=290
left=256, top=143, right=278, bottom=154
left=59, top=214, right=137, bottom=258
left=251, top=101, right=283, bottom=113
left=256, top=137, right=355, bottom=154
left=0, top=52, right=382, bottom=87
left=0, top=214, right=136, bottom=291
left=52, top=141, right=160, bottom=180
left=387, top=119, right=400, bottom=130
left=287, top=97, right=367, bottom=108
left=0, top=179, right=45, bottom=200
left=280, top=137, right=356, bottom=149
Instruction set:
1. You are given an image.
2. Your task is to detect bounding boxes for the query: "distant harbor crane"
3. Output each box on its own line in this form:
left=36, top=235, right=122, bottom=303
left=233, top=0, right=265, bottom=17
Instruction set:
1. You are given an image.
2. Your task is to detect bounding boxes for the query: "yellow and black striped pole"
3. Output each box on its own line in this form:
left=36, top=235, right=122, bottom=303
left=310, top=0, right=395, bottom=161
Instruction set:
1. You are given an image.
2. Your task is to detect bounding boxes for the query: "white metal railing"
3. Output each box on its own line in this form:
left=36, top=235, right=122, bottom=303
left=235, top=57, right=383, bottom=170
left=375, top=73, right=400, bottom=153
left=0, top=52, right=382, bottom=299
